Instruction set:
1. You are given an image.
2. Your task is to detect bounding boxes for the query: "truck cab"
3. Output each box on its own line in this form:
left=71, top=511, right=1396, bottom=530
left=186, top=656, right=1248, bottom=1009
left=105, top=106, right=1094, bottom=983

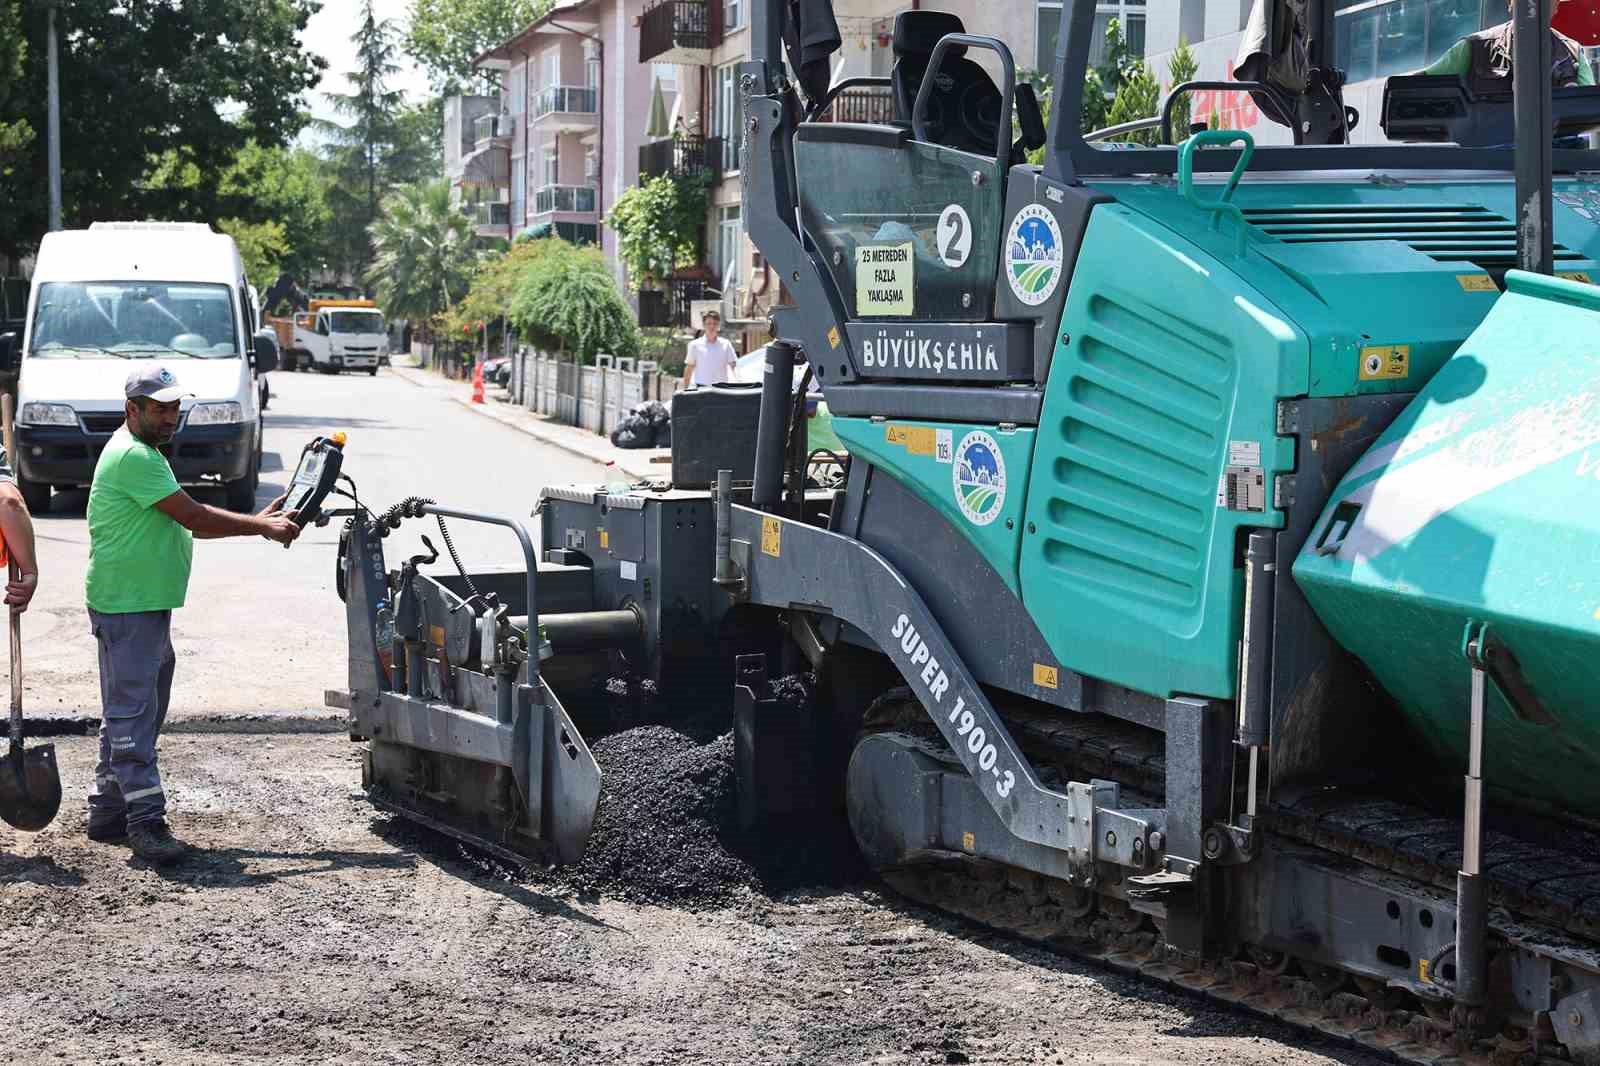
left=291, top=301, right=387, bottom=375
left=13, top=222, right=279, bottom=513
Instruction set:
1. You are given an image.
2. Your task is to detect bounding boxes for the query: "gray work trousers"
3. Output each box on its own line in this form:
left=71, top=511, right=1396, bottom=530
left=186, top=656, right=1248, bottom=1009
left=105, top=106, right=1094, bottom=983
left=87, top=609, right=175, bottom=827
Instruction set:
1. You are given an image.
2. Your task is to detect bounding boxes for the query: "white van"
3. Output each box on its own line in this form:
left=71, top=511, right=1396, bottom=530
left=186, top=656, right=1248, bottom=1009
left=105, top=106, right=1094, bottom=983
left=10, top=222, right=279, bottom=512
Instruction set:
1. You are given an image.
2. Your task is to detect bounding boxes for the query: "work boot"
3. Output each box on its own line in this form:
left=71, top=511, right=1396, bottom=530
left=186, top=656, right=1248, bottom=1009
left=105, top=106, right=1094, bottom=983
left=86, top=811, right=127, bottom=844
left=127, top=819, right=188, bottom=865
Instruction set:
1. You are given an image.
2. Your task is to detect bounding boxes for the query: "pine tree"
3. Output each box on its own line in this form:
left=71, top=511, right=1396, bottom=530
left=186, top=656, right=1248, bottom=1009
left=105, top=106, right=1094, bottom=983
left=1167, top=37, right=1199, bottom=142
left=321, top=0, right=407, bottom=284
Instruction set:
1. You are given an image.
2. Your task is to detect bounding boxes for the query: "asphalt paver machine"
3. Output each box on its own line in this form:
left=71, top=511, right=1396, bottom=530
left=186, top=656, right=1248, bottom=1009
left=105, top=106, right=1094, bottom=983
left=328, top=0, right=1600, bottom=1058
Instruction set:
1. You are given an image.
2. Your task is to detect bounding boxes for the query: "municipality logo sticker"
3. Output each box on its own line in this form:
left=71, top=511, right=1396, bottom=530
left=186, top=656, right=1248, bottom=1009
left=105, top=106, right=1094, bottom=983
left=953, top=431, right=1006, bottom=526
left=158, top=368, right=175, bottom=384
left=1005, top=204, right=1064, bottom=307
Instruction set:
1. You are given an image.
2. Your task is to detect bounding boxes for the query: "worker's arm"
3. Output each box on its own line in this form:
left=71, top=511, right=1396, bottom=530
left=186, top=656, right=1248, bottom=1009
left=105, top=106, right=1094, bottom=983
left=0, top=483, right=38, bottom=613
left=155, top=490, right=300, bottom=544
left=681, top=355, right=696, bottom=388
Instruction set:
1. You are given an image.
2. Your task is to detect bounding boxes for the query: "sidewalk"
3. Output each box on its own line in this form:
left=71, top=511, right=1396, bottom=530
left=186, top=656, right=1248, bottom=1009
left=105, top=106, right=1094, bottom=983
left=387, top=362, right=670, bottom=481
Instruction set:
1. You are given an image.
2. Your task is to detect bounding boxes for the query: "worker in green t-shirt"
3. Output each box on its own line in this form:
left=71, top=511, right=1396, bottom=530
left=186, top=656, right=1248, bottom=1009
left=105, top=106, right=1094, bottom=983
left=1424, top=0, right=1595, bottom=88
left=85, top=366, right=301, bottom=864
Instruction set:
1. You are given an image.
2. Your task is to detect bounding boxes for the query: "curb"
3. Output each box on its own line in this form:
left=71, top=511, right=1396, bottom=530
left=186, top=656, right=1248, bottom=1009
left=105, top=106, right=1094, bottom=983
left=388, top=362, right=663, bottom=480
left=24, top=714, right=349, bottom=737
left=447, top=395, right=662, bottom=481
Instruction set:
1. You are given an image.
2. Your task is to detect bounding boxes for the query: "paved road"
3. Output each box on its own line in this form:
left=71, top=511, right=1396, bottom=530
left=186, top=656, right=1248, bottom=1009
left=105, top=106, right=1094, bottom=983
left=23, top=366, right=604, bottom=725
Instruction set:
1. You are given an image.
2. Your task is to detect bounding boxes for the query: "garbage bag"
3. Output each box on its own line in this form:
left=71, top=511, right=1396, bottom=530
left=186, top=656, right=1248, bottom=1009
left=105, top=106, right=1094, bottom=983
left=610, top=413, right=654, bottom=449
left=653, top=419, right=672, bottom=448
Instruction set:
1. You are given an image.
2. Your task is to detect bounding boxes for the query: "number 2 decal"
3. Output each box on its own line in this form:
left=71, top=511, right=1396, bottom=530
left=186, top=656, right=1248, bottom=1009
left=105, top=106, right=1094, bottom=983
left=937, top=204, right=972, bottom=268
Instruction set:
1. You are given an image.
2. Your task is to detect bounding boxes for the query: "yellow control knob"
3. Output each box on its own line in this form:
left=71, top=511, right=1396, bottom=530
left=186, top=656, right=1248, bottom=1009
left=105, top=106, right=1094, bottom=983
left=331, top=431, right=347, bottom=447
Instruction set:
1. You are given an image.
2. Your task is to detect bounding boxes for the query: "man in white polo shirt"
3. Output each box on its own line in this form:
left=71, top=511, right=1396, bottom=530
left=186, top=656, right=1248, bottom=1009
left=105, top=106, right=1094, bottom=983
left=680, top=309, right=738, bottom=389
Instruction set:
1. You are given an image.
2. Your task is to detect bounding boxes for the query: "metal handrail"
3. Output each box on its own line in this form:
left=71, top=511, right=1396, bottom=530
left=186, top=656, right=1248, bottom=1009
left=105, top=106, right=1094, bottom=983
left=417, top=504, right=543, bottom=690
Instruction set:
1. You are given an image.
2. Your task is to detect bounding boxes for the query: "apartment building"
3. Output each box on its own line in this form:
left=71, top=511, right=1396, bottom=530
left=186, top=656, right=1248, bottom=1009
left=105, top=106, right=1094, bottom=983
left=450, top=0, right=659, bottom=257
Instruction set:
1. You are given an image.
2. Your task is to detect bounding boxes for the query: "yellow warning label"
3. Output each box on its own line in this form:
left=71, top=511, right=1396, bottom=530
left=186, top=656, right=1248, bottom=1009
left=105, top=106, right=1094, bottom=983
left=599, top=529, right=609, bottom=550
left=1358, top=344, right=1410, bottom=381
left=1456, top=274, right=1497, bottom=292
left=761, top=516, right=782, bottom=558
left=1418, top=958, right=1431, bottom=983
left=961, top=831, right=976, bottom=853
left=1560, top=271, right=1595, bottom=284
left=1033, top=663, right=1060, bottom=690
left=827, top=325, right=841, bottom=349
left=886, top=424, right=937, bottom=456
left=428, top=625, right=446, bottom=647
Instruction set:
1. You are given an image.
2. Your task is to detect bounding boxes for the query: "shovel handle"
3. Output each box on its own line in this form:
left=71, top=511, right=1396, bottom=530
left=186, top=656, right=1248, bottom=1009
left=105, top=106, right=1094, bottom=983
left=7, top=559, right=18, bottom=748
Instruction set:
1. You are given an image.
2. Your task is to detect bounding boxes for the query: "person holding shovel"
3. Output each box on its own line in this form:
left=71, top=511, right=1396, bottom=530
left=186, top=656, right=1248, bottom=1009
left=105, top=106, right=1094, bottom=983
left=84, top=366, right=300, bottom=864
left=0, top=450, right=40, bottom=614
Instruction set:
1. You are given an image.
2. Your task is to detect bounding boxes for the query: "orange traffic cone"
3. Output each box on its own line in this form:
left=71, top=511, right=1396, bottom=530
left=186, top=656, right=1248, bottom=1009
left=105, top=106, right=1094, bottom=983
left=471, top=360, right=485, bottom=404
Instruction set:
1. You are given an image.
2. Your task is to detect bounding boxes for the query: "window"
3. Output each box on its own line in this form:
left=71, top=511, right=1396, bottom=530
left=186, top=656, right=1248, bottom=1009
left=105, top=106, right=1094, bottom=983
left=1335, top=0, right=1502, bottom=85
left=713, top=62, right=740, bottom=172
left=541, top=141, right=560, bottom=188
left=653, top=62, right=679, bottom=92
left=1037, top=0, right=1146, bottom=73
left=724, top=0, right=745, bottom=32
left=714, top=204, right=743, bottom=292
left=511, top=156, right=526, bottom=225
left=586, top=41, right=601, bottom=90
left=509, top=64, right=527, bottom=116
left=543, top=48, right=561, bottom=89
left=584, top=145, right=598, bottom=185
left=28, top=282, right=239, bottom=357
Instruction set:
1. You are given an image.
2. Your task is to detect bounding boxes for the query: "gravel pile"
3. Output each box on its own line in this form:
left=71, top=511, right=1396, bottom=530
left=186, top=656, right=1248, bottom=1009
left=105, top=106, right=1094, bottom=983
left=551, top=674, right=863, bottom=906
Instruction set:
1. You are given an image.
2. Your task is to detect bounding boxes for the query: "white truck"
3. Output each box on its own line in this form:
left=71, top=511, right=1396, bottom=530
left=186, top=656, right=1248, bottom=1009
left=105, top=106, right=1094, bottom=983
left=287, top=299, right=387, bottom=375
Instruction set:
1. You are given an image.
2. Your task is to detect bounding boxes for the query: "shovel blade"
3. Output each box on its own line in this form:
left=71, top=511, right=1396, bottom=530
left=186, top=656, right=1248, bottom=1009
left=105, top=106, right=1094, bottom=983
left=0, top=742, right=63, bottom=831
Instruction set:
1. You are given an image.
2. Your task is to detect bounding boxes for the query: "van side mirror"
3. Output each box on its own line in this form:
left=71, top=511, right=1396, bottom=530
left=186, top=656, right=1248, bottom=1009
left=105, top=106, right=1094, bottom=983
left=0, top=332, right=16, bottom=374
left=252, top=328, right=280, bottom=374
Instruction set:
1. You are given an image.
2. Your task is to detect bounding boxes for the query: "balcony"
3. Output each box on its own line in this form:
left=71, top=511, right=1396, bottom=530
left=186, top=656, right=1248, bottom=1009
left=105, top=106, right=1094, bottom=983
left=817, top=89, right=896, bottom=125
left=637, top=273, right=713, bottom=329
left=472, top=200, right=510, bottom=236
left=533, top=85, right=599, bottom=131
left=639, top=0, right=723, bottom=65
left=533, top=184, right=598, bottom=215
left=638, top=135, right=725, bottom=181
left=473, top=112, right=512, bottom=147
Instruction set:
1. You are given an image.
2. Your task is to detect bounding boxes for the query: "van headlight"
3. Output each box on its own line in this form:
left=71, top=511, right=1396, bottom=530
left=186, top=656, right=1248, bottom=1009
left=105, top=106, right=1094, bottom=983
left=187, top=402, right=244, bottom=425
left=19, top=402, right=77, bottom=426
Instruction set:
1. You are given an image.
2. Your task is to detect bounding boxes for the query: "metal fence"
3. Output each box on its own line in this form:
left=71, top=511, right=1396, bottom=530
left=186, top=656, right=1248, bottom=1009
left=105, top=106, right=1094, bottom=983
left=506, top=349, right=679, bottom=438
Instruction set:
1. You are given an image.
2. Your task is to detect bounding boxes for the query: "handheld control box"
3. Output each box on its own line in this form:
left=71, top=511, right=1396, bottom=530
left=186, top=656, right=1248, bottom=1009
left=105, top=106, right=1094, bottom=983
left=286, top=433, right=346, bottom=528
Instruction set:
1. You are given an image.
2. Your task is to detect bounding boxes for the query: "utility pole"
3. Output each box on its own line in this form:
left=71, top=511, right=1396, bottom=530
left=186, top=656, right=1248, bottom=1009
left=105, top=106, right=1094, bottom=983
left=46, top=0, right=62, bottom=232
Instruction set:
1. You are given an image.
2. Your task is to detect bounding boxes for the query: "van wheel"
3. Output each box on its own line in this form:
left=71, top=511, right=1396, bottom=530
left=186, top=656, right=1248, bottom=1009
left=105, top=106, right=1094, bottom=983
left=17, top=476, right=49, bottom=514
left=367, top=366, right=378, bottom=376
left=224, top=458, right=259, bottom=513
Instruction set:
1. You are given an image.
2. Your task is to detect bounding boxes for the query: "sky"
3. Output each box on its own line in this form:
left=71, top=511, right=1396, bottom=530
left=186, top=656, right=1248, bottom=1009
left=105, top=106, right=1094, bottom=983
left=302, top=0, right=434, bottom=136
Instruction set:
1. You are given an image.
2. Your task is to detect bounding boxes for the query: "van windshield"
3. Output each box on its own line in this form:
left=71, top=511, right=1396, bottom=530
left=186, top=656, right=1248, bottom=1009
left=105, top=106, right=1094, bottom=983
left=29, top=281, right=239, bottom=359
left=328, top=311, right=384, bottom=334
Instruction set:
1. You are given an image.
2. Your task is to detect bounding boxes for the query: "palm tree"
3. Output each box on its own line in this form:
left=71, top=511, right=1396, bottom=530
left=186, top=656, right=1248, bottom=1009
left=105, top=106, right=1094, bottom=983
left=366, top=180, right=476, bottom=342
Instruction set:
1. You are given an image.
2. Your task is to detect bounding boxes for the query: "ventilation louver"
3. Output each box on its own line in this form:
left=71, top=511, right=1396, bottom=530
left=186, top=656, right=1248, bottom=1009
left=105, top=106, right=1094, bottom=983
left=1242, top=203, right=1582, bottom=271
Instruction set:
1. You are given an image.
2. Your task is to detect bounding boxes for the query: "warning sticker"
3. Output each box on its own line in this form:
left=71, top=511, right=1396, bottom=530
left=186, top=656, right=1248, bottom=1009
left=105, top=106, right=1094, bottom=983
left=856, top=242, right=914, bottom=316
left=1228, top=439, right=1262, bottom=466
left=1359, top=344, right=1410, bottom=381
left=886, top=424, right=937, bottom=456
left=761, top=517, right=782, bottom=558
left=620, top=560, right=637, bottom=581
left=1456, top=274, right=1497, bottom=293
left=1033, top=663, right=1059, bottom=690
left=935, top=428, right=954, bottom=464
left=1217, top=467, right=1266, bottom=512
